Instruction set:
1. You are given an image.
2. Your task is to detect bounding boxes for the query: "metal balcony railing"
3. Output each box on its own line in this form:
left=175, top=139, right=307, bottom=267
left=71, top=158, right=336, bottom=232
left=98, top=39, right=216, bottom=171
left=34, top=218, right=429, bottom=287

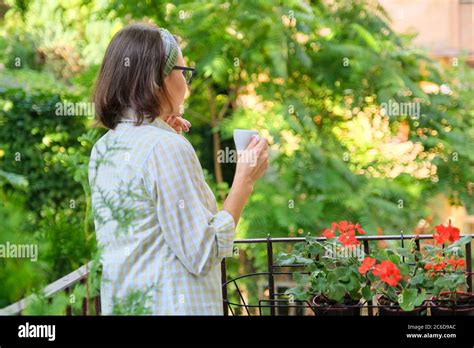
left=0, top=233, right=472, bottom=316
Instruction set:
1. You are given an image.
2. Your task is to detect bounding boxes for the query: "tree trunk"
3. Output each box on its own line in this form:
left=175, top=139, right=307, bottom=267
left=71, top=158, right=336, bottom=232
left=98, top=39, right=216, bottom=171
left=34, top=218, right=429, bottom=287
left=208, top=85, right=226, bottom=201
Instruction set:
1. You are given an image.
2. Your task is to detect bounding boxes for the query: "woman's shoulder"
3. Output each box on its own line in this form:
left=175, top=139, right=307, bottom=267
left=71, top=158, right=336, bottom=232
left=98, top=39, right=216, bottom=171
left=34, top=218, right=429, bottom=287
left=150, top=130, right=196, bottom=161
left=143, top=130, right=202, bottom=184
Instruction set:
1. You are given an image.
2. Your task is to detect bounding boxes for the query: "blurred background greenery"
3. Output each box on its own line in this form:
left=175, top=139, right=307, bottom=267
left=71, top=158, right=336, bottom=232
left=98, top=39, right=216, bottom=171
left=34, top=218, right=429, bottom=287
left=0, top=0, right=472, bottom=312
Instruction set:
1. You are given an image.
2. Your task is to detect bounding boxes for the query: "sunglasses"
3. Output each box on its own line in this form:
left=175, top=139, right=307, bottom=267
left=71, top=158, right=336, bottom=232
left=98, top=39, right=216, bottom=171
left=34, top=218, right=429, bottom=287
left=172, top=66, right=196, bottom=85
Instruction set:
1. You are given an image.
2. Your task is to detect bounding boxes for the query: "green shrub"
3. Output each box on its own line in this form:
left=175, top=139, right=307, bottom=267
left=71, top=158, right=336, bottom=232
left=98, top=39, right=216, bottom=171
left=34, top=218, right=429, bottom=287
left=0, top=87, right=89, bottom=221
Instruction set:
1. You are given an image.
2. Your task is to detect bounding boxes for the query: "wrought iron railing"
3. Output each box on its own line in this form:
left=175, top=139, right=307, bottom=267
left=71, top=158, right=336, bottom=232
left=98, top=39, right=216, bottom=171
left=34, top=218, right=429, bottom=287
left=0, top=233, right=472, bottom=316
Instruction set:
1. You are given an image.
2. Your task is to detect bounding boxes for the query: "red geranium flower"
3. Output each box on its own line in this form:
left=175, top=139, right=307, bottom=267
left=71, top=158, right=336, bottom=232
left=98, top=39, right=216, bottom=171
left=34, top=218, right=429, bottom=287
left=338, top=231, right=360, bottom=247
left=447, top=256, right=465, bottom=269
left=372, top=260, right=402, bottom=286
left=447, top=256, right=456, bottom=268
left=322, top=221, right=364, bottom=246
left=338, top=220, right=349, bottom=233
left=323, top=220, right=365, bottom=247
left=322, top=228, right=335, bottom=239
left=358, top=257, right=376, bottom=274
left=433, top=261, right=446, bottom=271
left=425, top=259, right=451, bottom=273
left=424, top=263, right=433, bottom=270
left=355, top=223, right=365, bottom=234
left=433, top=219, right=460, bottom=244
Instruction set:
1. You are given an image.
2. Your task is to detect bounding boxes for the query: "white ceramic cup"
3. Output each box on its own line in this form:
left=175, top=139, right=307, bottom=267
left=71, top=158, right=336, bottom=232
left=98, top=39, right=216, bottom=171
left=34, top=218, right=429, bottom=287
left=233, top=129, right=260, bottom=151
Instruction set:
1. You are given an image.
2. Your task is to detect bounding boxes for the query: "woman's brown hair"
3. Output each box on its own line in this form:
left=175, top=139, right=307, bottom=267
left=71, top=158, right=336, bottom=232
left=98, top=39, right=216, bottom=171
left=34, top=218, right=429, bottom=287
left=93, top=23, right=171, bottom=129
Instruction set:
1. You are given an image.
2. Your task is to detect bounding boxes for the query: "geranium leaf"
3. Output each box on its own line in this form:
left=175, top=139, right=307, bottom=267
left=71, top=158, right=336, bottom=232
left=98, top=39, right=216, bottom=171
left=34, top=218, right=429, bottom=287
left=361, top=285, right=373, bottom=300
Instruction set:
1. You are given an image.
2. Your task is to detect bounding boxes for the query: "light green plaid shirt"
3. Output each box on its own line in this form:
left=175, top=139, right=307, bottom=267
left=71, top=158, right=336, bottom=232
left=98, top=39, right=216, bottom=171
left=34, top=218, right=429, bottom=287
left=89, top=113, right=235, bottom=315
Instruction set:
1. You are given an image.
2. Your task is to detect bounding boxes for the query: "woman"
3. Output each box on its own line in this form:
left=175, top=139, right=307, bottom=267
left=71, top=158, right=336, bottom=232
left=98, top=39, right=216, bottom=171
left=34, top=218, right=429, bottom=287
left=89, top=23, right=268, bottom=315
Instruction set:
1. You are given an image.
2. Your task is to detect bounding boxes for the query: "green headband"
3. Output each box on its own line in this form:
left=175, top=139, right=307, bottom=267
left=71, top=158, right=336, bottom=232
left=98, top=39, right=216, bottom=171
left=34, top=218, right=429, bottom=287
left=159, top=28, right=181, bottom=76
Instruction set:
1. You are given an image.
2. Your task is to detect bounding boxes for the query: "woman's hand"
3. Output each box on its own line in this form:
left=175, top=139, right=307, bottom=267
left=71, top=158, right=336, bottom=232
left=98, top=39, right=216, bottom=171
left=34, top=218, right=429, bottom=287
left=234, top=136, right=269, bottom=188
left=222, top=136, right=269, bottom=225
left=165, top=115, right=191, bottom=133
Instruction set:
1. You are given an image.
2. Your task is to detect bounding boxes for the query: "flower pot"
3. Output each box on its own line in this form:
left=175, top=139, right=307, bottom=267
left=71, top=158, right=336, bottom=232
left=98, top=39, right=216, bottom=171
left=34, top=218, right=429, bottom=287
left=311, top=295, right=361, bottom=316
left=377, top=296, right=426, bottom=316
left=430, top=291, right=474, bottom=316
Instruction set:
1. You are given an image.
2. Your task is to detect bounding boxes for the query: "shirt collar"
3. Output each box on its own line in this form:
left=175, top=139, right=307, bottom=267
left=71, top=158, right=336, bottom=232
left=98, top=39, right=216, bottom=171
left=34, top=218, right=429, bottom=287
left=120, top=108, right=177, bottom=134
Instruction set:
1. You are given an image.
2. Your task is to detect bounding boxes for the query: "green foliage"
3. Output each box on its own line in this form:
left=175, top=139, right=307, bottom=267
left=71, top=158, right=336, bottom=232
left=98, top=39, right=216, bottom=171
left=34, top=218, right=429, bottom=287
left=421, top=235, right=471, bottom=300
left=398, top=288, right=426, bottom=312
left=277, top=232, right=366, bottom=303
left=361, top=243, right=428, bottom=312
left=0, top=0, right=121, bottom=81
left=38, top=210, right=94, bottom=280
left=0, top=190, right=47, bottom=307
left=111, top=287, right=156, bottom=315
left=0, top=86, right=99, bottom=306
left=23, top=292, right=70, bottom=315
left=0, top=88, right=89, bottom=220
